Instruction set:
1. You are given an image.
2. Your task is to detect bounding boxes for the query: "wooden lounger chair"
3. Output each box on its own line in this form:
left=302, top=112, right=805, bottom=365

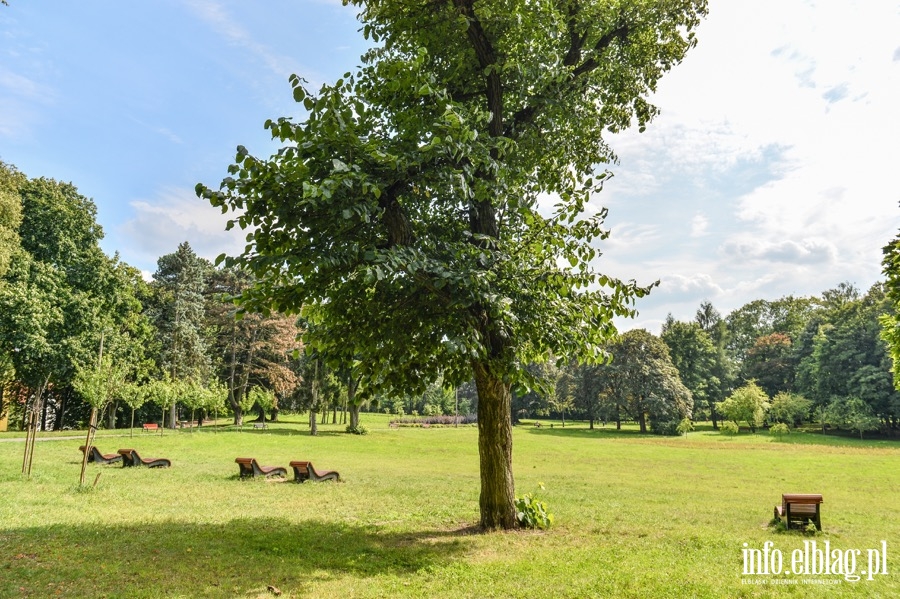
left=117, top=448, right=171, bottom=468
left=289, top=460, right=340, bottom=483
left=234, top=457, right=287, bottom=479
left=79, top=445, right=123, bottom=465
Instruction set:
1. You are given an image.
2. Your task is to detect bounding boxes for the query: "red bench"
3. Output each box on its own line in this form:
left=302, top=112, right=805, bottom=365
left=142, top=423, right=159, bottom=432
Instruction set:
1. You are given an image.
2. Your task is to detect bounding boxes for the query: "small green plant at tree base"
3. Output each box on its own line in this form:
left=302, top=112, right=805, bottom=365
left=676, top=418, right=694, bottom=436
left=769, top=516, right=787, bottom=533
left=515, top=483, right=554, bottom=530
left=720, top=421, right=739, bottom=435
left=345, top=424, right=368, bottom=435
left=769, top=423, right=790, bottom=437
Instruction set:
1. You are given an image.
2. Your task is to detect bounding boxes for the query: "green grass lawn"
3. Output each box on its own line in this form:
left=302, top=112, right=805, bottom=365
left=0, top=415, right=898, bottom=598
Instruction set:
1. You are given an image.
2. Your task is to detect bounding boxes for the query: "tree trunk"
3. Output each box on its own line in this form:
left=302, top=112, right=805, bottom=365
left=589, top=416, right=594, bottom=430
left=638, top=411, right=647, bottom=433
left=107, top=400, right=117, bottom=430
left=710, top=403, right=719, bottom=430
left=349, top=403, right=360, bottom=430
left=472, top=360, right=517, bottom=531
left=309, top=410, right=318, bottom=436
left=168, top=403, right=177, bottom=429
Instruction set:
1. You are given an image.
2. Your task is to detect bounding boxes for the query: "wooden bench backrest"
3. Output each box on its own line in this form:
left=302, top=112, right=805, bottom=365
left=782, top=494, right=823, bottom=505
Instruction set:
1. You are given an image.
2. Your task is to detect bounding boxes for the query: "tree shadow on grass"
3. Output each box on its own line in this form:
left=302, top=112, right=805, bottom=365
left=770, top=431, right=899, bottom=449
left=227, top=428, right=348, bottom=438
left=523, top=425, right=645, bottom=439
left=0, top=517, right=472, bottom=598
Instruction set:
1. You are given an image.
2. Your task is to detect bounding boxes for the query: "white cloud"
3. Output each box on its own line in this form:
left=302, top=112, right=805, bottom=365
left=658, top=273, right=723, bottom=299
left=690, top=213, right=708, bottom=238
left=722, top=237, right=836, bottom=265
left=597, top=0, right=900, bottom=331
left=118, top=187, right=246, bottom=269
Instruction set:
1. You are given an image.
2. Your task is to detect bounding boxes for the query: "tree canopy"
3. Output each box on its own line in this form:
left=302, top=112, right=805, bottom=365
left=200, top=0, right=708, bottom=529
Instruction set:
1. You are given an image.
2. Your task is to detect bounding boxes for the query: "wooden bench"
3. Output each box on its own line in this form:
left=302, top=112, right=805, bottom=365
left=235, top=457, right=286, bottom=479
left=252, top=422, right=268, bottom=430
left=79, top=445, right=123, bottom=465
left=118, top=448, right=171, bottom=469
left=142, top=423, right=159, bottom=432
left=289, top=460, right=340, bottom=483
left=775, top=493, right=823, bottom=530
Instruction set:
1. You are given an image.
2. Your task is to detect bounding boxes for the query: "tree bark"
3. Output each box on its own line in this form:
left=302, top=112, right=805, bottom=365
left=472, top=359, right=517, bottom=530
left=349, top=403, right=360, bottom=430
left=309, top=410, right=318, bottom=436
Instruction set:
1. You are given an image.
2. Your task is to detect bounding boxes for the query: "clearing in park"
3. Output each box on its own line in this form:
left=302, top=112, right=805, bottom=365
left=1, top=415, right=897, bottom=598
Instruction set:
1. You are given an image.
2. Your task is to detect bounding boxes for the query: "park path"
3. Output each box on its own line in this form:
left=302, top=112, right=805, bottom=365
left=0, top=434, right=133, bottom=443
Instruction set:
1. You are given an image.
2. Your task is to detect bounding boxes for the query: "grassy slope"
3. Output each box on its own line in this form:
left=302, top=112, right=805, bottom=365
left=0, top=416, right=897, bottom=598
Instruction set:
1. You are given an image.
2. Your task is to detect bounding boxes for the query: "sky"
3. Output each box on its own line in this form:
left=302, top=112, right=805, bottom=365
left=2, top=1, right=898, bottom=334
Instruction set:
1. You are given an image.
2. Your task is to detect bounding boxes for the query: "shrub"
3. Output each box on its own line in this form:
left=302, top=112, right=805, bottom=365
left=769, top=423, right=790, bottom=437
left=345, top=424, right=368, bottom=435
left=720, top=421, right=739, bottom=435
left=676, top=417, right=694, bottom=436
left=651, top=420, right=679, bottom=436
left=389, top=414, right=477, bottom=426
left=515, top=483, right=554, bottom=530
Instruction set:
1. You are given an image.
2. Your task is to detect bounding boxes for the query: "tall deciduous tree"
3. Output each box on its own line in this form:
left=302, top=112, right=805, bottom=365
left=0, top=161, right=24, bottom=280
left=207, top=267, right=301, bottom=425
left=741, top=332, right=794, bottom=397
left=662, top=317, right=720, bottom=422
left=200, top=0, right=707, bottom=529
left=599, top=329, right=692, bottom=434
left=0, top=172, right=148, bottom=430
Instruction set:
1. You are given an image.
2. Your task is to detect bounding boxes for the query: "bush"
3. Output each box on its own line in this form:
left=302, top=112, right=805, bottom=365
left=389, top=414, right=477, bottom=426
left=345, top=424, right=368, bottom=435
left=651, top=420, right=680, bottom=436
left=515, top=484, right=554, bottom=530
left=676, top=417, right=694, bottom=436
left=720, top=421, right=739, bottom=435
left=769, top=423, right=790, bottom=437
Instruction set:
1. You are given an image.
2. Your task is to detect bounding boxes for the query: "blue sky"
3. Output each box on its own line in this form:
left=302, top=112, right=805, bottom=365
left=2, top=1, right=898, bottom=333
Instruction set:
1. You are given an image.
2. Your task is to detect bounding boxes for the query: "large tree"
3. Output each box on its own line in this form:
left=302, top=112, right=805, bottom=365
left=149, top=242, right=211, bottom=427
left=200, top=0, right=706, bottom=529
left=0, top=172, right=150, bottom=430
left=661, top=317, right=723, bottom=423
left=600, top=329, right=692, bottom=434
left=206, top=266, right=302, bottom=425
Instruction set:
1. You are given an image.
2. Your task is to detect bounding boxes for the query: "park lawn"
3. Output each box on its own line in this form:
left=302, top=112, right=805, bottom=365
left=0, top=416, right=898, bottom=598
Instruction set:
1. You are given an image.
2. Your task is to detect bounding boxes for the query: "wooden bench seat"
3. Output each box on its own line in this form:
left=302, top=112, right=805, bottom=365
left=79, top=445, right=123, bottom=465
left=118, top=448, right=171, bottom=468
left=142, top=423, right=159, bottom=432
left=289, top=460, right=340, bottom=483
left=775, top=493, right=823, bottom=530
left=252, top=422, right=268, bottom=430
left=235, top=457, right=286, bottom=479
